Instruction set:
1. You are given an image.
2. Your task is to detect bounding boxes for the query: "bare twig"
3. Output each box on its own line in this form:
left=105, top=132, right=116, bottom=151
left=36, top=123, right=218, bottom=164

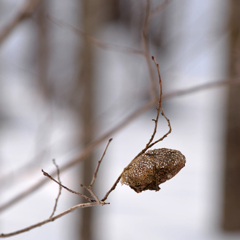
left=145, top=56, right=172, bottom=149
left=140, top=56, right=164, bottom=154
left=142, top=0, right=158, bottom=100
left=101, top=175, right=122, bottom=202
left=49, top=160, right=62, bottom=218
left=42, top=170, right=93, bottom=202
left=0, top=0, right=42, bottom=44
left=102, top=56, right=169, bottom=201
left=147, top=110, right=171, bottom=149
left=0, top=201, right=108, bottom=238
left=80, top=184, right=100, bottom=204
left=89, top=138, right=112, bottom=187
left=80, top=138, right=113, bottom=204
left=0, top=141, right=112, bottom=238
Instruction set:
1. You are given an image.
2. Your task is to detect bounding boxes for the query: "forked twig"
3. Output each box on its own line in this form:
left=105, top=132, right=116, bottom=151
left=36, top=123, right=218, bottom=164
left=43, top=139, right=113, bottom=203
left=0, top=0, right=42, bottom=44
left=42, top=170, right=93, bottom=202
left=80, top=138, right=113, bottom=203
left=102, top=56, right=171, bottom=202
left=147, top=110, right=171, bottom=149
left=0, top=139, right=112, bottom=238
left=138, top=56, right=164, bottom=156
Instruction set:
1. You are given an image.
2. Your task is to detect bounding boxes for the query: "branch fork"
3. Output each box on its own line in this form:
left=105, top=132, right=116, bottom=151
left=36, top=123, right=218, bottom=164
left=0, top=139, right=112, bottom=238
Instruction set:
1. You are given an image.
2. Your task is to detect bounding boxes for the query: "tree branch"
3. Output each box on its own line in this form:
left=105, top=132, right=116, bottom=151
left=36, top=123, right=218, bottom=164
left=49, top=160, right=62, bottom=218
left=0, top=0, right=42, bottom=44
left=142, top=0, right=158, bottom=100
left=42, top=169, right=93, bottom=202
left=102, top=56, right=171, bottom=201
left=149, top=0, right=170, bottom=20
left=0, top=140, right=112, bottom=238
left=0, top=201, right=106, bottom=238
left=47, top=15, right=143, bottom=55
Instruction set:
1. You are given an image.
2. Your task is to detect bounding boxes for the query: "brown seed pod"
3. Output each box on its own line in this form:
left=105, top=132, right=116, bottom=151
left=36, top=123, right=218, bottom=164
left=121, top=148, right=186, bottom=193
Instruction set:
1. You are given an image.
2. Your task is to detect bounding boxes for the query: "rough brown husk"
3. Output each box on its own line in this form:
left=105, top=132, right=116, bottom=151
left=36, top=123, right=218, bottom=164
left=121, top=148, right=186, bottom=193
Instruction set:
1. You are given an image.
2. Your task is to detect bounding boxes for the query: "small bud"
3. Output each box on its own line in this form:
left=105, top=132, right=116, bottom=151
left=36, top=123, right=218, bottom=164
left=121, top=148, right=186, bottom=193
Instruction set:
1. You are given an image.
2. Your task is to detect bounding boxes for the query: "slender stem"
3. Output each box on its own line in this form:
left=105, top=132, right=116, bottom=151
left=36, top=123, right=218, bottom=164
left=0, top=201, right=106, bottom=238
left=42, top=170, right=92, bottom=202
left=49, top=160, right=62, bottom=218
left=101, top=175, right=122, bottom=202
left=89, top=138, right=112, bottom=187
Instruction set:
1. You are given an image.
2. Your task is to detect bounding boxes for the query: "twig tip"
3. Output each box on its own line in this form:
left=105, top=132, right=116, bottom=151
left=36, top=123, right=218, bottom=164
left=41, top=169, right=48, bottom=177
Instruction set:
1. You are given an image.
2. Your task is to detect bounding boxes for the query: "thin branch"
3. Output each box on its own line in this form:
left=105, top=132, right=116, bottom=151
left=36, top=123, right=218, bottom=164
left=0, top=0, right=42, bottom=44
left=140, top=56, right=164, bottom=154
left=101, top=174, right=122, bottom=202
left=0, top=141, right=112, bottom=238
left=102, top=56, right=168, bottom=201
left=80, top=185, right=100, bottom=204
left=82, top=138, right=113, bottom=203
left=147, top=109, right=172, bottom=149
left=0, top=201, right=108, bottom=238
left=49, top=160, right=62, bottom=218
left=163, top=78, right=240, bottom=99
left=142, top=0, right=158, bottom=100
left=89, top=138, right=112, bottom=187
left=42, top=170, right=93, bottom=202
left=149, top=0, right=170, bottom=20
left=143, top=57, right=172, bottom=149
left=47, top=15, right=143, bottom=55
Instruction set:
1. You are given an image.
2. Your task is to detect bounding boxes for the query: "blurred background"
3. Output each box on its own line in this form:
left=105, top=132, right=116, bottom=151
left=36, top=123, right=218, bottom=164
left=0, top=0, right=240, bottom=239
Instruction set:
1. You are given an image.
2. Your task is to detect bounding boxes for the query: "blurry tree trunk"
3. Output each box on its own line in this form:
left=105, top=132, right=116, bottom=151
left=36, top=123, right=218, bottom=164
left=77, top=1, right=96, bottom=240
left=0, top=1, right=2, bottom=197
left=76, top=1, right=119, bottom=240
left=222, top=0, right=240, bottom=231
left=36, top=0, right=50, bottom=100
left=34, top=1, right=52, bottom=161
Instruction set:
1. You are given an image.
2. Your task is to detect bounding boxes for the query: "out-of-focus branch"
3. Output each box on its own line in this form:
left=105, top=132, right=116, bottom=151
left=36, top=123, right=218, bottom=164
left=0, top=0, right=42, bottom=44
left=142, top=0, right=158, bottom=100
left=149, top=0, right=170, bottom=20
left=47, top=15, right=143, bottom=55
left=163, top=78, right=240, bottom=99
left=0, top=78, right=239, bottom=213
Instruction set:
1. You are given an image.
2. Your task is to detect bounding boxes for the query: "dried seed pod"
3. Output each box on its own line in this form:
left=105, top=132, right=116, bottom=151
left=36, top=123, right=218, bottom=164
left=121, top=148, right=186, bottom=193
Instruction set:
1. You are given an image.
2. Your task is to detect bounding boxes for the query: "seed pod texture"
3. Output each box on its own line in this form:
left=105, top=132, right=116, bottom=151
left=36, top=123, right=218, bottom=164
left=121, top=148, right=186, bottom=193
